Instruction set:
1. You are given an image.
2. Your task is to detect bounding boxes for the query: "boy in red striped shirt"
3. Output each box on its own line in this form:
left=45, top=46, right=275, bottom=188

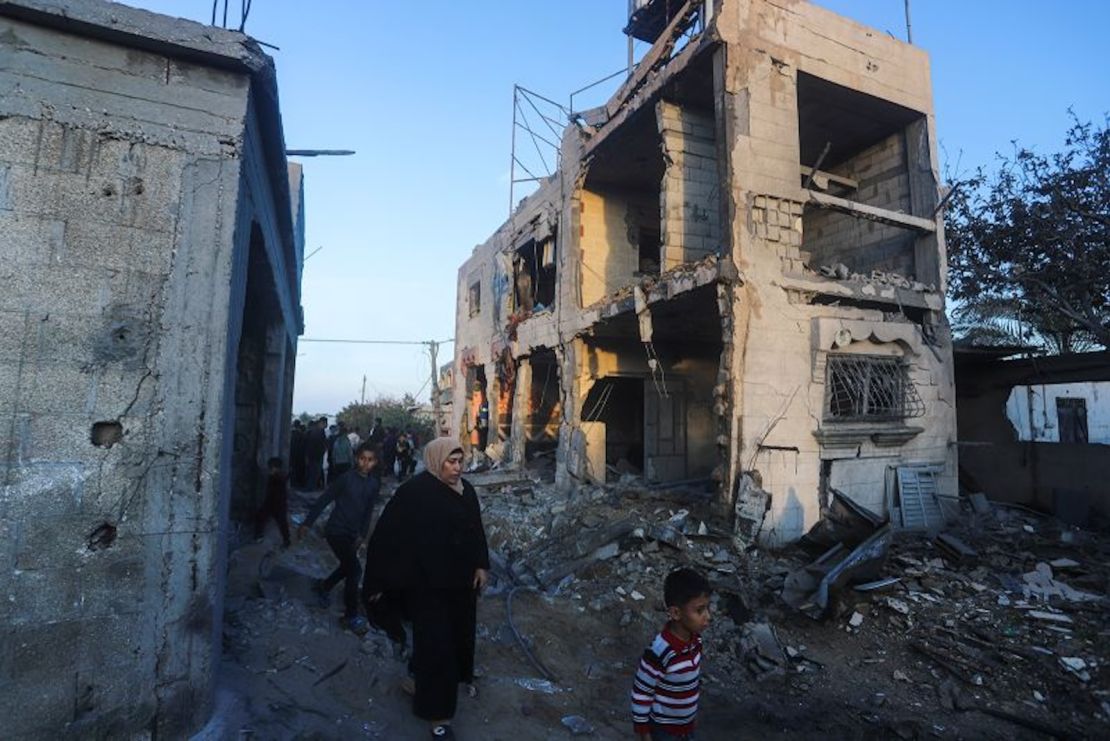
left=631, top=567, right=711, bottom=739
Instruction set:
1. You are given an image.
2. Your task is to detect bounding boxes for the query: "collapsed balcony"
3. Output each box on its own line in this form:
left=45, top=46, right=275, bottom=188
left=574, top=283, right=724, bottom=485
left=792, top=72, right=942, bottom=307
left=579, top=50, right=721, bottom=307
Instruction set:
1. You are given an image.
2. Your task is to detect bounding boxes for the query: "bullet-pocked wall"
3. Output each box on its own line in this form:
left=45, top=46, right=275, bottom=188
left=0, top=2, right=303, bottom=736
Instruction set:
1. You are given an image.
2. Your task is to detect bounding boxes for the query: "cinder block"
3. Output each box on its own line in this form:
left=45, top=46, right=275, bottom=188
left=15, top=513, right=96, bottom=570
left=0, top=673, right=77, bottom=736
left=7, top=567, right=82, bottom=624
left=9, top=619, right=83, bottom=676
left=64, top=219, right=174, bottom=274
left=0, top=213, right=66, bottom=267
left=0, top=115, right=47, bottom=169
left=3, top=462, right=87, bottom=521
left=22, top=364, right=98, bottom=416
left=71, top=667, right=157, bottom=736
left=76, top=613, right=151, bottom=666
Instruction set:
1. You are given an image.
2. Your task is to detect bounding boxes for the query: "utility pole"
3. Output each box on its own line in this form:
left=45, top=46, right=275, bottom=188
left=360, top=374, right=366, bottom=405
left=428, top=341, right=442, bottom=435
left=298, top=336, right=455, bottom=432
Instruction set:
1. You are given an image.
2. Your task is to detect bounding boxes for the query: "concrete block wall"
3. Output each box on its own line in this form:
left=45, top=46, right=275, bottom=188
left=0, top=7, right=299, bottom=736
left=657, top=101, right=721, bottom=269
left=578, top=186, right=654, bottom=306
left=803, top=131, right=917, bottom=276
left=750, top=195, right=806, bottom=274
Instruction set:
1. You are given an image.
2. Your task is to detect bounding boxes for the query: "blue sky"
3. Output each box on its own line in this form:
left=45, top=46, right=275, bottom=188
left=128, top=1, right=1108, bottom=415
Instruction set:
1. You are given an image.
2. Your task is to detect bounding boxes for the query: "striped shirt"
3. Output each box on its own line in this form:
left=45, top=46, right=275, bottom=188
left=631, top=627, right=702, bottom=736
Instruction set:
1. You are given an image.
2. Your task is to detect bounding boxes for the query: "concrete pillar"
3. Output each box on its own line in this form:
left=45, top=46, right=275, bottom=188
left=509, top=357, right=532, bottom=465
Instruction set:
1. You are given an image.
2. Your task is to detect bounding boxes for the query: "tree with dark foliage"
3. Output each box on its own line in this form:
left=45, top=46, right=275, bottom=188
left=945, top=114, right=1109, bottom=353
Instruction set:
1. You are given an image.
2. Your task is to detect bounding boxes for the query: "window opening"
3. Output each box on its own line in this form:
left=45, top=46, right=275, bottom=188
left=637, top=224, right=661, bottom=274
left=468, top=280, right=481, bottom=317
left=514, top=236, right=556, bottom=314
left=1056, top=397, right=1089, bottom=444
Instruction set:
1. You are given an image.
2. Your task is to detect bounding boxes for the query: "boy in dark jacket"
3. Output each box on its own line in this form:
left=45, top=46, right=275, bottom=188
left=299, top=443, right=381, bottom=633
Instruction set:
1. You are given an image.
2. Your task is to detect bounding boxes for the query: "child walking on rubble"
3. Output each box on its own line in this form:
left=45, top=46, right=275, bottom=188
left=298, top=443, right=382, bottom=634
left=630, top=567, right=711, bottom=740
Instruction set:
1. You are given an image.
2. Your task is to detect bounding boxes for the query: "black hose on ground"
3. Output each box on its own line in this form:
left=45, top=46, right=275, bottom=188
left=506, top=585, right=559, bottom=682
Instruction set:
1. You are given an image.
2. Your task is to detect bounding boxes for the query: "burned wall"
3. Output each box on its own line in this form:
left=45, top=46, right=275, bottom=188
left=0, top=5, right=300, bottom=737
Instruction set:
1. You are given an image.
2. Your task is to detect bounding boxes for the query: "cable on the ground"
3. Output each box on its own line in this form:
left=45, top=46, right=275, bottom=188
left=506, top=586, right=559, bottom=682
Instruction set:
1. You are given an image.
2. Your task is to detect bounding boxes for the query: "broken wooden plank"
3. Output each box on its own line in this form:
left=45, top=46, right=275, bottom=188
left=935, top=533, right=978, bottom=563
left=806, top=190, right=937, bottom=233
left=799, top=165, right=858, bottom=191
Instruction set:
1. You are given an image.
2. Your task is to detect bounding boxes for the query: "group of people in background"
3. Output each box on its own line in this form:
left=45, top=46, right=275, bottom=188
left=287, top=416, right=421, bottom=490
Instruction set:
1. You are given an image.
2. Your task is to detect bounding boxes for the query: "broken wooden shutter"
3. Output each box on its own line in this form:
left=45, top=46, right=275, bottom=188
left=896, top=465, right=944, bottom=531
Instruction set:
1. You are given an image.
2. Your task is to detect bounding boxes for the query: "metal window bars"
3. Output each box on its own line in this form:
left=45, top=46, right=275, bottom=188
left=825, top=354, right=925, bottom=421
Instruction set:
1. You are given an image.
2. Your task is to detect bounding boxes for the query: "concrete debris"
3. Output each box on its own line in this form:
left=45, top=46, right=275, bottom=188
left=1026, top=610, right=1075, bottom=625
left=560, top=715, right=595, bottom=736
left=968, top=492, right=993, bottom=515
left=1058, top=657, right=1091, bottom=683
left=1021, top=562, right=1101, bottom=603
left=935, top=533, right=978, bottom=563
left=218, top=467, right=1110, bottom=739
left=732, top=473, right=771, bottom=550
left=817, top=263, right=935, bottom=292
left=645, top=522, right=689, bottom=551
left=740, top=621, right=787, bottom=679
left=885, top=598, right=911, bottom=615
left=515, top=677, right=563, bottom=694
left=804, top=488, right=886, bottom=550
left=781, top=525, right=893, bottom=619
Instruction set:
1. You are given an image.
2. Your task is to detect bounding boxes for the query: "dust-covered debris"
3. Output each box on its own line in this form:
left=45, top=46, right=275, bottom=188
left=212, top=472, right=1110, bottom=740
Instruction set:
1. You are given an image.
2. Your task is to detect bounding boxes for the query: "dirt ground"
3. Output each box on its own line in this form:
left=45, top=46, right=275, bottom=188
left=195, top=471, right=1109, bottom=740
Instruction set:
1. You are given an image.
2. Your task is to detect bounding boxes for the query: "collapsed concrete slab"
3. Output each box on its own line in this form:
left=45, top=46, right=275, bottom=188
left=0, top=1, right=304, bottom=736
left=452, top=0, right=957, bottom=548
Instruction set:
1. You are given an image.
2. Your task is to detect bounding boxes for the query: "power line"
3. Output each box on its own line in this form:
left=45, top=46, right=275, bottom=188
left=300, top=338, right=454, bottom=346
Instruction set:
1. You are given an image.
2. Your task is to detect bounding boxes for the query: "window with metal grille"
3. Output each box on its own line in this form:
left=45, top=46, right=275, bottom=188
left=825, top=354, right=924, bottom=421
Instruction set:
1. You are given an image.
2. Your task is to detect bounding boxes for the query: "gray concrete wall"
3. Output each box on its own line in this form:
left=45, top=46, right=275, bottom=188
left=0, top=6, right=301, bottom=736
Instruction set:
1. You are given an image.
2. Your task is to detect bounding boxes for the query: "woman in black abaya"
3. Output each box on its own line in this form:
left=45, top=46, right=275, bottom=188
left=363, top=437, right=489, bottom=740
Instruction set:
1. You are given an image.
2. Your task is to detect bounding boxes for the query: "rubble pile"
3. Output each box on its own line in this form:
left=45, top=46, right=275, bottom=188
left=473, top=470, right=1110, bottom=738
left=816, top=262, right=937, bottom=293
left=210, top=470, right=1108, bottom=738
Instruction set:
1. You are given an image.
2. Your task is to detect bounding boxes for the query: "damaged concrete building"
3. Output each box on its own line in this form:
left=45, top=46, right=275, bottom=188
left=454, top=0, right=957, bottom=546
left=1, top=0, right=303, bottom=735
